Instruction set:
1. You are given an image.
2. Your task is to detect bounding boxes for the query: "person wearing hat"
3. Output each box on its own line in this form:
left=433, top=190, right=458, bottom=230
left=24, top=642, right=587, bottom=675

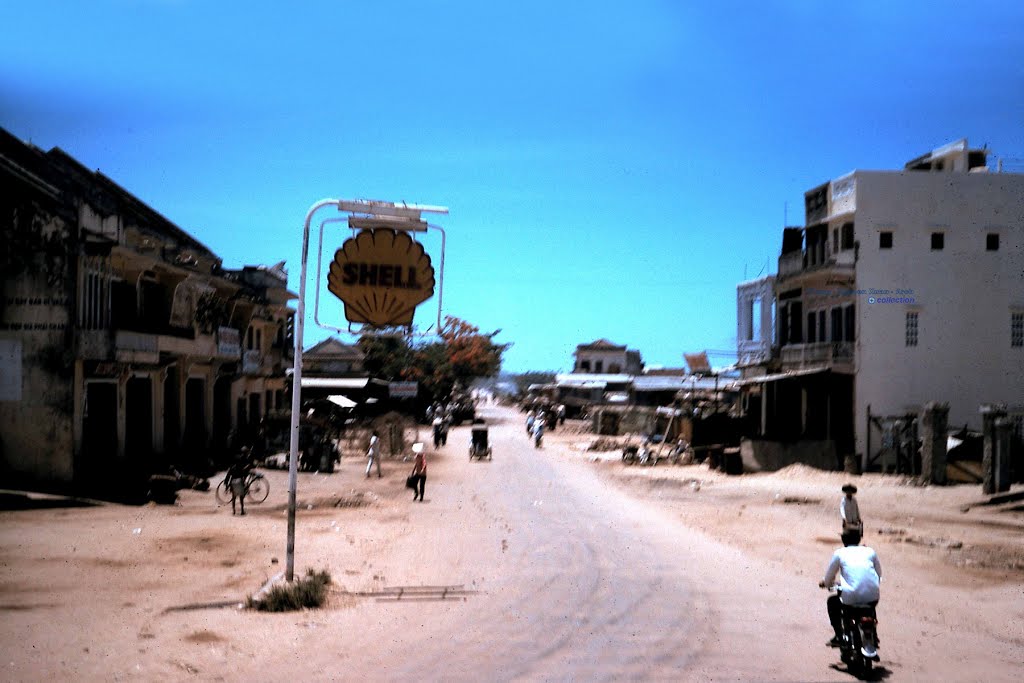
left=409, top=442, right=427, bottom=502
left=840, top=483, right=862, bottom=533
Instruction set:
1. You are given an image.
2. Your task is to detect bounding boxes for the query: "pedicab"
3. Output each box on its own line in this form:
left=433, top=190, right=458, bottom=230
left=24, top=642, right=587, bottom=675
left=469, top=421, right=492, bottom=460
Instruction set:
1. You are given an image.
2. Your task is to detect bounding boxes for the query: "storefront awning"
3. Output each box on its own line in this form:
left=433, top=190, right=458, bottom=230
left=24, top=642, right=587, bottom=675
left=327, top=394, right=357, bottom=408
left=734, top=367, right=831, bottom=386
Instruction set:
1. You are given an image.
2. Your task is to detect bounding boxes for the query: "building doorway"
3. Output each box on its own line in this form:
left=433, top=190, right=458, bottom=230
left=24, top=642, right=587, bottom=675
left=79, top=381, right=118, bottom=492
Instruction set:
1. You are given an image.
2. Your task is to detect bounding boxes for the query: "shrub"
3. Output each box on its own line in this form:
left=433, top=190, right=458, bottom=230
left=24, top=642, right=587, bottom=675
left=248, top=569, right=331, bottom=612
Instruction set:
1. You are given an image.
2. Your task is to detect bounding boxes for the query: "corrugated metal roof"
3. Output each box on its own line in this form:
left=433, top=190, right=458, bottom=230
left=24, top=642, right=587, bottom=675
left=555, top=373, right=630, bottom=386
left=632, top=376, right=692, bottom=391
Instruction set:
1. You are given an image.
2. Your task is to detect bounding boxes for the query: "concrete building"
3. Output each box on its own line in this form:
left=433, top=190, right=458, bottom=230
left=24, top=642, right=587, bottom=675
left=736, top=139, right=1024, bottom=472
left=0, top=128, right=295, bottom=497
left=572, top=339, right=643, bottom=375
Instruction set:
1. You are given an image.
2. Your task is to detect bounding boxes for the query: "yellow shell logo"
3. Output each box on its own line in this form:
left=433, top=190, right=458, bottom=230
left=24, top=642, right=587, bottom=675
left=327, top=230, right=435, bottom=327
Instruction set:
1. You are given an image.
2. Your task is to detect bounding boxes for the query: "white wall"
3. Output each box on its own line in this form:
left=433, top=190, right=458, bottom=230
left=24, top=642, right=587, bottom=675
left=852, top=170, right=1024, bottom=455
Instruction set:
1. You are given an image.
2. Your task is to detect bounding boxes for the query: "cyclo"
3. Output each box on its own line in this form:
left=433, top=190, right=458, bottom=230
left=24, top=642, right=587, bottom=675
left=469, top=420, right=492, bottom=460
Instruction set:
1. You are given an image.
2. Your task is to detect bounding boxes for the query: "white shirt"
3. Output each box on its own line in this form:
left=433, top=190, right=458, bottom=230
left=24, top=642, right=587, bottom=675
left=367, top=435, right=380, bottom=458
left=823, top=545, right=881, bottom=606
left=840, top=496, right=861, bottom=526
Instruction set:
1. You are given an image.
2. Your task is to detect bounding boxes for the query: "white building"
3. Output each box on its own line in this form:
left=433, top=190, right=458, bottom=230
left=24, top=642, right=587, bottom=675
left=737, top=139, right=1024, bottom=471
left=572, top=339, right=644, bottom=375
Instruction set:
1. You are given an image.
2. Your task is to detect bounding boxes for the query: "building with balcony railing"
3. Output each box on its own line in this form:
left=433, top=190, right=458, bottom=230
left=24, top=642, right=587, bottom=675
left=0, top=127, right=295, bottom=498
left=736, top=139, right=1024, bottom=472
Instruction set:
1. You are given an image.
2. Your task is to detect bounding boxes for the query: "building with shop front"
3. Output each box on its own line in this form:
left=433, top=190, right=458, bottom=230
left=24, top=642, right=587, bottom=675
left=736, top=139, right=1024, bottom=471
left=0, top=128, right=295, bottom=497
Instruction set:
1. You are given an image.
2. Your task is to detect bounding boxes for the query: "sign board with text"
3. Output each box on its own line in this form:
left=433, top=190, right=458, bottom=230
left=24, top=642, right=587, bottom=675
left=388, top=381, right=418, bottom=399
left=327, top=230, right=435, bottom=328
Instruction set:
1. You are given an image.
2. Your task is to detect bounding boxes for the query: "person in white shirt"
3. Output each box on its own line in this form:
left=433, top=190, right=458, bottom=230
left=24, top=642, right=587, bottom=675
left=366, top=430, right=382, bottom=478
left=840, top=483, right=862, bottom=532
left=819, top=528, right=881, bottom=646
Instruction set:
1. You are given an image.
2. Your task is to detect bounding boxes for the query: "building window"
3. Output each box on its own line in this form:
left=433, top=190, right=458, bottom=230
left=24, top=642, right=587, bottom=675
left=987, top=233, right=1000, bottom=251
left=831, top=307, right=843, bottom=342
left=906, top=312, right=919, bottom=347
left=246, top=326, right=262, bottom=351
left=879, top=232, right=893, bottom=249
left=807, top=312, right=816, bottom=343
left=844, top=304, right=855, bottom=342
left=1012, top=313, right=1024, bottom=348
left=931, top=232, right=944, bottom=250
left=580, top=360, right=590, bottom=372
left=841, top=222, right=854, bottom=250
left=594, top=360, right=604, bottom=373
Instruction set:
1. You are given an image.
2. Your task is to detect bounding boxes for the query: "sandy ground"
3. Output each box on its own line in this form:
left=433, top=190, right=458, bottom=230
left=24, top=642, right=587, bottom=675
left=1, top=405, right=1022, bottom=682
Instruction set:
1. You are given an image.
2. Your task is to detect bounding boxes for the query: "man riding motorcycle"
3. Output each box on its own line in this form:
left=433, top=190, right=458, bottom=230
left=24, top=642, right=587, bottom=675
left=818, top=527, right=881, bottom=649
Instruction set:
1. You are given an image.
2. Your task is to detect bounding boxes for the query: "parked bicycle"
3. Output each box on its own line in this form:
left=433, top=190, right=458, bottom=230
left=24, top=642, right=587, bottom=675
left=215, top=468, right=269, bottom=505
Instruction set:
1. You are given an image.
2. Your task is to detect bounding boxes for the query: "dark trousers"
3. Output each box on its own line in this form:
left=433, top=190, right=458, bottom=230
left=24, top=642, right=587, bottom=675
left=828, top=594, right=877, bottom=636
left=412, top=474, right=426, bottom=500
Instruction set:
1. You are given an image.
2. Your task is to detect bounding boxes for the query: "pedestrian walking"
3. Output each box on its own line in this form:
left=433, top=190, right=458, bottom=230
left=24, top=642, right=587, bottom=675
left=840, top=483, right=862, bottom=532
left=366, top=429, right=382, bottom=478
left=526, top=410, right=535, bottom=435
left=410, top=442, right=427, bottom=501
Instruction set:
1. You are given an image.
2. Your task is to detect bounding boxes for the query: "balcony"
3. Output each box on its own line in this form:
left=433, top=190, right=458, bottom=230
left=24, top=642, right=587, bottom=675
left=777, top=249, right=855, bottom=282
left=780, top=341, right=854, bottom=372
left=113, top=329, right=215, bottom=363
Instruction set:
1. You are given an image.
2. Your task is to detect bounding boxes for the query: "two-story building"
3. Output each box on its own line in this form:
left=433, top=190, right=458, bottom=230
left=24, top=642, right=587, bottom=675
left=737, top=139, right=1024, bottom=472
left=0, top=128, right=295, bottom=498
left=572, top=339, right=644, bottom=375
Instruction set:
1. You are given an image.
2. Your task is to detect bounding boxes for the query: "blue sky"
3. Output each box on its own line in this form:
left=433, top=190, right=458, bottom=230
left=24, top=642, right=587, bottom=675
left=3, top=1, right=1023, bottom=372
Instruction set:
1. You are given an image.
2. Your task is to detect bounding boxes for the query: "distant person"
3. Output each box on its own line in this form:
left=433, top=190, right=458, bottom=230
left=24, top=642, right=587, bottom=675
left=432, top=415, right=444, bottom=448
left=410, top=443, right=426, bottom=502
left=841, top=483, right=862, bottom=532
left=557, top=403, right=566, bottom=425
left=366, top=430, right=382, bottom=478
left=533, top=417, right=544, bottom=448
left=225, top=454, right=251, bottom=516
left=526, top=410, right=535, bottom=436
left=819, top=528, right=881, bottom=647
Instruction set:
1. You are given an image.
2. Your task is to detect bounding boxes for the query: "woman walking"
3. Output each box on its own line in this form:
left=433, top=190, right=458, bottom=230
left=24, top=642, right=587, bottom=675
left=410, top=442, right=427, bottom=502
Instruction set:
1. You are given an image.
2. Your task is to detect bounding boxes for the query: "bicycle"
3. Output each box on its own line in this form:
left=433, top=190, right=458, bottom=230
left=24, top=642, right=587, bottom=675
left=215, top=469, right=269, bottom=505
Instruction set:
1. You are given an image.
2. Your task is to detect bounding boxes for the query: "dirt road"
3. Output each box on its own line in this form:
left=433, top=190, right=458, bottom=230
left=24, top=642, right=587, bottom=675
left=1, top=405, right=1021, bottom=681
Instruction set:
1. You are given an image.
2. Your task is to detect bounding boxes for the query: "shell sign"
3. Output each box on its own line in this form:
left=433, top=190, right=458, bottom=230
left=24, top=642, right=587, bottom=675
left=327, top=230, right=435, bottom=328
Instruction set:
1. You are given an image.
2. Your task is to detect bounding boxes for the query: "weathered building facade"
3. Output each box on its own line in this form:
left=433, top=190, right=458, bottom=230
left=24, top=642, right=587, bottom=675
left=0, top=128, right=295, bottom=497
left=736, top=139, right=1024, bottom=472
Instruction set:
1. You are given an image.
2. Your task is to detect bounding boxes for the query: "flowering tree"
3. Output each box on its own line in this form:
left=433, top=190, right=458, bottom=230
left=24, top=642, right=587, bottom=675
left=357, top=316, right=509, bottom=407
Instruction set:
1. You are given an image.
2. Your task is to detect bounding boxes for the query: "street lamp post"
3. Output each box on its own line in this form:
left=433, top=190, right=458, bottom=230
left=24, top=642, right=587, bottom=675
left=286, top=198, right=447, bottom=581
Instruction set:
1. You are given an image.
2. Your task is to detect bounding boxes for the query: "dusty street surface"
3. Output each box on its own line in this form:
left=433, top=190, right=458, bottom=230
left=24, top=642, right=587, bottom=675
left=1, top=404, right=1022, bottom=681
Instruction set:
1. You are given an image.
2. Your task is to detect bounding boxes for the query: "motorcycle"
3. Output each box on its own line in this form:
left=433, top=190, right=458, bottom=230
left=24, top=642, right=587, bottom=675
left=823, top=586, right=880, bottom=678
left=622, top=440, right=656, bottom=466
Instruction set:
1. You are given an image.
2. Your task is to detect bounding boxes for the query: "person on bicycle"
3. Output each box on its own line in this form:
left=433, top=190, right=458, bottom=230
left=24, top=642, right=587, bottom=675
left=819, top=528, right=881, bottom=647
left=226, top=453, right=252, bottom=516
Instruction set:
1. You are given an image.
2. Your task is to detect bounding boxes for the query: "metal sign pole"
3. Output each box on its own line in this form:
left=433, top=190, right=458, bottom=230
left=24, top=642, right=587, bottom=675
left=286, top=198, right=448, bottom=582
left=287, top=198, right=338, bottom=581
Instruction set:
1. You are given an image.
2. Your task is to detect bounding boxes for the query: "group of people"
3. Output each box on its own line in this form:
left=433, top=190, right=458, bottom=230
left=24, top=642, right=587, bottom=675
left=525, top=409, right=546, bottom=447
